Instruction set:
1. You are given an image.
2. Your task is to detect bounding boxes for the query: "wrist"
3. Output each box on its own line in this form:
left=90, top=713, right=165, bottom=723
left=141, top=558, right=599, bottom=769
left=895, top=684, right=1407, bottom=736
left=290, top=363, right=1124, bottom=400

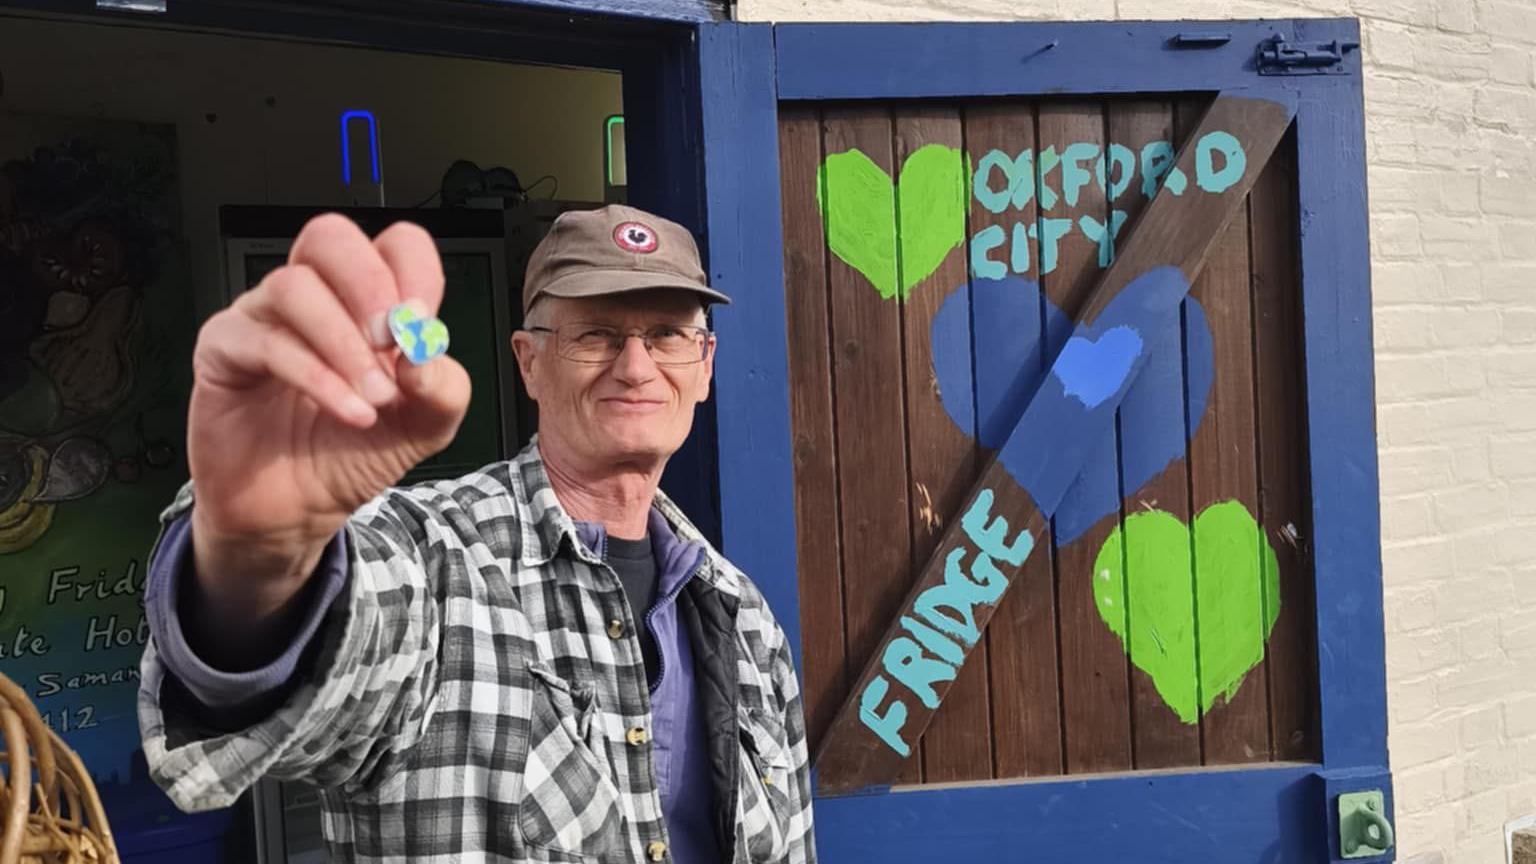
left=188, top=506, right=333, bottom=615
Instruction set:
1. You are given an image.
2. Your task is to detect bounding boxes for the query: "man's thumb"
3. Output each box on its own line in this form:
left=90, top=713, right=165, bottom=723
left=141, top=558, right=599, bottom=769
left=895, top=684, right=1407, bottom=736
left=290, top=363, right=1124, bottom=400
left=394, top=353, right=472, bottom=449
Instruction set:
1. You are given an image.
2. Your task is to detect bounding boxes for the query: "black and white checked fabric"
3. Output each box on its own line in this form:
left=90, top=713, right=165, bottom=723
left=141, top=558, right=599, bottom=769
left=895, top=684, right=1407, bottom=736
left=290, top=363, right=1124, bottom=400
left=138, top=441, right=816, bottom=864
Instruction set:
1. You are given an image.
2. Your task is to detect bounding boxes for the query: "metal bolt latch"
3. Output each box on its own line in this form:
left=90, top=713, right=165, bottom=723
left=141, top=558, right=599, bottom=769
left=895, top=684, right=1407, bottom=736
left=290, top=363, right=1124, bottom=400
left=1256, top=36, right=1359, bottom=75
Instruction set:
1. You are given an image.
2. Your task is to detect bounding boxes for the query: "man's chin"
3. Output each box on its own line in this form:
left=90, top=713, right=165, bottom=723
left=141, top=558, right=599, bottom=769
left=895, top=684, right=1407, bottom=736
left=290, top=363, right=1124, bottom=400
left=594, top=432, right=680, bottom=466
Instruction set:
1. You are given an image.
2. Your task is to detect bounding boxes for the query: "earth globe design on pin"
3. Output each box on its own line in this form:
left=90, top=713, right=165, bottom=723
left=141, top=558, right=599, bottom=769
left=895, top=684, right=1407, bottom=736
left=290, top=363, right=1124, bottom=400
left=388, top=304, right=451, bottom=365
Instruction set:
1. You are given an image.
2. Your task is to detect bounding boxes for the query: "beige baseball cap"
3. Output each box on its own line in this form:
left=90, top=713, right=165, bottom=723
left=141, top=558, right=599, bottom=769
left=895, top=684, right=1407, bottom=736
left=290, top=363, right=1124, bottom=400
left=521, top=204, right=730, bottom=313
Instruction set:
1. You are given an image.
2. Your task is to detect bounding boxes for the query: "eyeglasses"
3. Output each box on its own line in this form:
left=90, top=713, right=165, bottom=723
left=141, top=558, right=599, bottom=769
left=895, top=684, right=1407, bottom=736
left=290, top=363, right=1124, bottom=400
left=526, top=323, right=713, bottom=366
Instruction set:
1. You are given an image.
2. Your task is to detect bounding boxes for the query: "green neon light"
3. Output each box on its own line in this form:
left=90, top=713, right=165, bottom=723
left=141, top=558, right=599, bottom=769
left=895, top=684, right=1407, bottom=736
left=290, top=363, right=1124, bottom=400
left=605, top=114, right=625, bottom=186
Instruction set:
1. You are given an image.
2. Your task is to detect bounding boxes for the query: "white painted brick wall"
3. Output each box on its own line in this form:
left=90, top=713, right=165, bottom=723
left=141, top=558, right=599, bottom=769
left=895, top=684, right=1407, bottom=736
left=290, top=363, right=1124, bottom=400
left=738, top=0, right=1536, bottom=860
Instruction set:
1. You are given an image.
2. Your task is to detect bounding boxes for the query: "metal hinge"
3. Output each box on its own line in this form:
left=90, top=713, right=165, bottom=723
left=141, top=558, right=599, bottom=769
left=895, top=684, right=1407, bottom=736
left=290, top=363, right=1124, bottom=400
left=1256, top=36, right=1358, bottom=75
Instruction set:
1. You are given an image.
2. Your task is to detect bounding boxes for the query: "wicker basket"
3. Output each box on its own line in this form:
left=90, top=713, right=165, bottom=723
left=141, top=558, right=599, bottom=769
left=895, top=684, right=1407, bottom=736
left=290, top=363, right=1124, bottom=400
left=0, top=672, right=118, bottom=864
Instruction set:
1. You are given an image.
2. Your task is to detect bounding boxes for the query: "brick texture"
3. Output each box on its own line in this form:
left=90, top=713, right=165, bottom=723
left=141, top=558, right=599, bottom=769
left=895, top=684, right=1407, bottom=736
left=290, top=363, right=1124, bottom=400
left=740, top=1, right=1536, bottom=860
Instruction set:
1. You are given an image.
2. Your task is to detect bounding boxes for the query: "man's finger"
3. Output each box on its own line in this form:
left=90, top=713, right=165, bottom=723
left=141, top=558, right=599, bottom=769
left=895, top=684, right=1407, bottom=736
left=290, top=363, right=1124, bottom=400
left=258, top=264, right=399, bottom=407
left=288, top=213, right=401, bottom=347
left=375, top=221, right=445, bottom=314
left=199, top=311, right=377, bottom=428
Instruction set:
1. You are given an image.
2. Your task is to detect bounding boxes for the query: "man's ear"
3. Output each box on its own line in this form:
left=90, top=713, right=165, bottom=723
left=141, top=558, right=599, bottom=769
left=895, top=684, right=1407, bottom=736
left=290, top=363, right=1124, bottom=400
left=693, top=337, right=716, bottom=403
left=511, top=331, right=541, bottom=402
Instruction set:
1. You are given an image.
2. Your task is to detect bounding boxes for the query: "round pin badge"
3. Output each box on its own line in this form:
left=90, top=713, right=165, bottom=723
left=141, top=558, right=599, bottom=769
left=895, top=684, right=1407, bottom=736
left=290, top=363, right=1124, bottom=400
left=613, top=221, right=659, bottom=254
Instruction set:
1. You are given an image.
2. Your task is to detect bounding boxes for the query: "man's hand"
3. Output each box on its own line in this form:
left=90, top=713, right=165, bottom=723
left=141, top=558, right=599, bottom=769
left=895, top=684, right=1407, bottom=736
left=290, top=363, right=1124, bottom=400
left=184, top=214, right=471, bottom=665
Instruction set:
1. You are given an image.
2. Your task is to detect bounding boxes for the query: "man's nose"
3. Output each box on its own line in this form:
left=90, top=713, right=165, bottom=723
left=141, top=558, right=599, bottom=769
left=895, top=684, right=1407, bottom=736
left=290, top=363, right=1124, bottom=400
left=611, top=334, right=659, bottom=383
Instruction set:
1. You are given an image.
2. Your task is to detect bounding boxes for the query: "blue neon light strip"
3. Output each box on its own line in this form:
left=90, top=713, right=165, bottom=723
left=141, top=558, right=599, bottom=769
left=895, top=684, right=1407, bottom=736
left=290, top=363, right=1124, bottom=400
left=340, top=110, right=381, bottom=185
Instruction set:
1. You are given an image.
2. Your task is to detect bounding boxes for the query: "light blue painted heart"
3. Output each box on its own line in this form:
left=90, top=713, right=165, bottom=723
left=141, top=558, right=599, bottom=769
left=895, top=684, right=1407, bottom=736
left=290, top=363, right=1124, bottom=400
left=931, top=271, right=1213, bottom=545
left=1051, top=326, right=1144, bottom=409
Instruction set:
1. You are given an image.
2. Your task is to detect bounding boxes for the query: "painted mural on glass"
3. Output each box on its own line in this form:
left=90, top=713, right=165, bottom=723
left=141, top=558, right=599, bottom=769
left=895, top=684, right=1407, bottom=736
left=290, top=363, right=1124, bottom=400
left=0, top=113, right=190, bottom=785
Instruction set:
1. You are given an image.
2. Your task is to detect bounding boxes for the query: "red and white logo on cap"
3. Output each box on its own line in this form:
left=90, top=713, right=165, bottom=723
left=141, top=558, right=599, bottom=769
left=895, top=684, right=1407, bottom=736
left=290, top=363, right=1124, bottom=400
left=613, top=221, right=659, bottom=254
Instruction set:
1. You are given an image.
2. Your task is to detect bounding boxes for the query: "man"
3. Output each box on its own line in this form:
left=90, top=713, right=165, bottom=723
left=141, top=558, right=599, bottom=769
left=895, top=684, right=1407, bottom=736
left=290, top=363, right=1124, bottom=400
left=137, top=205, right=816, bottom=864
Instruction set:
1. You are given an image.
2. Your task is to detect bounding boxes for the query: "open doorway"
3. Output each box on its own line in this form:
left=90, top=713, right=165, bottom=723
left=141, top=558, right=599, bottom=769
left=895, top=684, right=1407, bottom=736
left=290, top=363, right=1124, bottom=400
left=0, top=7, right=643, bottom=860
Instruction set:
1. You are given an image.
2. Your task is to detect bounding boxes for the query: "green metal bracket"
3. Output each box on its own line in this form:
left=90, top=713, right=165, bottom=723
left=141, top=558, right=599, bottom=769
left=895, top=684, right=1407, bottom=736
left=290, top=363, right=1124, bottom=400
left=605, top=114, right=626, bottom=186
left=1338, top=790, right=1395, bottom=859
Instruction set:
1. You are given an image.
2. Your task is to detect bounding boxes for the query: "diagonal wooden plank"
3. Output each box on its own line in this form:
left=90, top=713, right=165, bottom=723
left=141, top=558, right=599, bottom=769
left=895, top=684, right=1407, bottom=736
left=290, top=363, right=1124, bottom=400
left=812, top=92, right=1296, bottom=797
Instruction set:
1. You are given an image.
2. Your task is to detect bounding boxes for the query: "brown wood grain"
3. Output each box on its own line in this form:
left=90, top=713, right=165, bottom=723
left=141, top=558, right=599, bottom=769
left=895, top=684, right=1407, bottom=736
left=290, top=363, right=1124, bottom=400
left=810, top=94, right=1295, bottom=796
left=823, top=107, right=922, bottom=781
left=1037, top=100, right=1133, bottom=775
left=1175, top=98, right=1272, bottom=765
left=1248, top=130, right=1321, bottom=762
left=777, top=105, right=846, bottom=752
left=893, top=105, right=993, bottom=783
left=965, top=101, right=1066, bottom=780
left=1106, top=98, right=1204, bottom=769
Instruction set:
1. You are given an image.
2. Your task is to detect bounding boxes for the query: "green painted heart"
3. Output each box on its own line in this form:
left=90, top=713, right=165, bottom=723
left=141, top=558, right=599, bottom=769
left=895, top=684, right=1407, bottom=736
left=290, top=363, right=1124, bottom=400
left=1091, top=500, right=1281, bottom=724
left=816, top=144, right=968, bottom=301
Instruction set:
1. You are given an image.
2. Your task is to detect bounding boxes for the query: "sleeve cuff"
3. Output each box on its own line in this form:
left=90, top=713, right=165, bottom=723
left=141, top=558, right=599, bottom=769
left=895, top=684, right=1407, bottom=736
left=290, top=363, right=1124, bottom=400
left=143, top=512, right=350, bottom=719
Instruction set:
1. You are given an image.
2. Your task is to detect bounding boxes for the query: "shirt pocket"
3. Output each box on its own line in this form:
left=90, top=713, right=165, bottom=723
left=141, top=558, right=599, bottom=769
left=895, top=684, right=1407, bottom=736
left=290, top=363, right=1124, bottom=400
left=518, top=659, right=626, bottom=858
left=736, top=705, right=792, bottom=863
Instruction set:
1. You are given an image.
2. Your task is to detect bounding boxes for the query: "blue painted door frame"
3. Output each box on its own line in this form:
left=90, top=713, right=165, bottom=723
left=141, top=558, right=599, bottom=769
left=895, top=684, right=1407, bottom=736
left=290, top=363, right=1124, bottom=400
left=696, top=19, right=1389, bottom=864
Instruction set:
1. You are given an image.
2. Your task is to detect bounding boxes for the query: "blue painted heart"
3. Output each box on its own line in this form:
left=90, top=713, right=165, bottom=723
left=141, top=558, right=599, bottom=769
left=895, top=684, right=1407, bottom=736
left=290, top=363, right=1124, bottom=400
left=931, top=269, right=1213, bottom=545
left=1051, top=325, right=1144, bottom=409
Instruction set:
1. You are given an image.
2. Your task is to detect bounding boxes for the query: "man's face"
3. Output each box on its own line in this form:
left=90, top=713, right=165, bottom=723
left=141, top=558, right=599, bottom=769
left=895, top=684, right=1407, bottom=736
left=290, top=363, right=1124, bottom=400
left=512, top=289, right=714, bottom=471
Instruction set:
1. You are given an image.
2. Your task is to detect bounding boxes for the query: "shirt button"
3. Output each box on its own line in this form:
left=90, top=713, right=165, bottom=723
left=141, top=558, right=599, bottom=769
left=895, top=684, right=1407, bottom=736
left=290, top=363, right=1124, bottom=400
left=626, top=726, right=649, bottom=746
left=647, top=841, right=667, bottom=861
left=607, top=618, right=624, bottom=639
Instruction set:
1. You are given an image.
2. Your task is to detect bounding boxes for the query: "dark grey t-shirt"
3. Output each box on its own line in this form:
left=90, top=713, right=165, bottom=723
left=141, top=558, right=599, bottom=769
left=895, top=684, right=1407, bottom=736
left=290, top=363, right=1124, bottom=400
left=606, top=534, right=660, bottom=684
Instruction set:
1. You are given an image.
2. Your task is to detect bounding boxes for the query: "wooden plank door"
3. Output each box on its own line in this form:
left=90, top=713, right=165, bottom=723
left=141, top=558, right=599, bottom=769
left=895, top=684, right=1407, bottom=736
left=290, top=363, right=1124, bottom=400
left=700, top=18, right=1385, bottom=864
left=788, top=93, right=1314, bottom=790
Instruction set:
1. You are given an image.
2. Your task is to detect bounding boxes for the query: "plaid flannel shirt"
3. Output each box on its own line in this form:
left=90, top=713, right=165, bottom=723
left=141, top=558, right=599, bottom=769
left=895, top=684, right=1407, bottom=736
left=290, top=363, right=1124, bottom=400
left=137, top=442, right=817, bottom=864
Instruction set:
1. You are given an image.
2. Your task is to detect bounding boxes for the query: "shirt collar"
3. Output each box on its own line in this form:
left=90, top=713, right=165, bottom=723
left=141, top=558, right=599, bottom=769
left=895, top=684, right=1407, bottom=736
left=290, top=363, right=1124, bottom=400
left=507, top=437, right=739, bottom=600
left=569, top=510, right=704, bottom=600
left=509, top=436, right=589, bottom=568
